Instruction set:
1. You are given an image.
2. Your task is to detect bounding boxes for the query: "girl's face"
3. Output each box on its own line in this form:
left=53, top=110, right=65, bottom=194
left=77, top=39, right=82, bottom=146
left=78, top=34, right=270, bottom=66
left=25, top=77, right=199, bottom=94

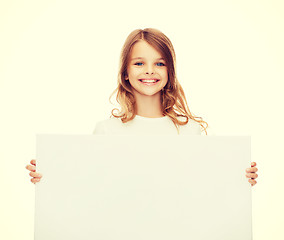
left=126, top=40, right=168, bottom=98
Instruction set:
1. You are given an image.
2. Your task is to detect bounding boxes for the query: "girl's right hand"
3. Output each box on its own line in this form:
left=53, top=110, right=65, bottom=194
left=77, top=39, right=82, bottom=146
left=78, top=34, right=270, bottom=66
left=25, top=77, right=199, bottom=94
left=26, top=159, right=42, bottom=184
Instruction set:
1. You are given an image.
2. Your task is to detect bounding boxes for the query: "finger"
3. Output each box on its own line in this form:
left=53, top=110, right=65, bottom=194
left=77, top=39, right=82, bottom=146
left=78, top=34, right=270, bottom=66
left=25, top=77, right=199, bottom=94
left=29, top=172, right=42, bottom=178
left=246, top=173, right=258, bottom=179
left=251, top=162, right=256, bottom=167
left=26, top=165, right=36, bottom=172
left=246, top=167, right=258, bottom=173
left=30, top=159, right=36, bottom=166
left=31, top=178, right=40, bottom=184
left=248, top=179, right=257, bottom=186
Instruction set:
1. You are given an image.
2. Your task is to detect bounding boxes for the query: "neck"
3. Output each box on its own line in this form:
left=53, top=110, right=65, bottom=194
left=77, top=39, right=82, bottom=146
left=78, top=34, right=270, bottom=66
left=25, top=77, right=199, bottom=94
left=134, top=92, right=164, bottom=118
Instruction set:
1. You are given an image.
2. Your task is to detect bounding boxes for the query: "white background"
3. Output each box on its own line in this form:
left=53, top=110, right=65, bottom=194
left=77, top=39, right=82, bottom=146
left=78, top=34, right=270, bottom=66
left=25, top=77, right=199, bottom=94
left=0, top=0, right=283, bottom=239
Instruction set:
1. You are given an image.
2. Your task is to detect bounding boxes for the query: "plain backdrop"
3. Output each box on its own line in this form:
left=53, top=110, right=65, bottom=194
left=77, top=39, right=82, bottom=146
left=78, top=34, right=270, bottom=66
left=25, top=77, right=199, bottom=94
left=0, top=0, right=283, bottom=239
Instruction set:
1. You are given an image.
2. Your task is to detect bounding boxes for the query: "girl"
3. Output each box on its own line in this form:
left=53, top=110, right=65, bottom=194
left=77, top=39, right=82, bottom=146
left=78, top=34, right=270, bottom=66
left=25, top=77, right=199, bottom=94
left=26, top=28, right=258, bottom=186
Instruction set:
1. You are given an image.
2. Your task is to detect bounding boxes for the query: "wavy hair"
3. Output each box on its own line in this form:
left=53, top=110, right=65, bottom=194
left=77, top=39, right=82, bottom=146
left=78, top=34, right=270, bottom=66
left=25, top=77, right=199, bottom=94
left=109, top=28, right=208, bottom=135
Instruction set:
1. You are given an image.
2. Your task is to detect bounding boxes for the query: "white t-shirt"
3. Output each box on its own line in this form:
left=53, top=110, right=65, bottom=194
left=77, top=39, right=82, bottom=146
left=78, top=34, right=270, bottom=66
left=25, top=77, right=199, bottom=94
left=93, top=115, right=201, bottom=135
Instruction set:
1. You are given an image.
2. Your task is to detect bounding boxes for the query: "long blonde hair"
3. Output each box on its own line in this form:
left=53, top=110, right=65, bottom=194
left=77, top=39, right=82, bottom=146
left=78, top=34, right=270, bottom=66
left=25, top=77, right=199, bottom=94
left=109, top=28, right=208, bottom=135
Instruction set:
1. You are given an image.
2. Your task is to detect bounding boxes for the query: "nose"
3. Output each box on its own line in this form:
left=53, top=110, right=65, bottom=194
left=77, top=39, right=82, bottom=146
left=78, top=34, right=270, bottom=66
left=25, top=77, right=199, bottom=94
left=145, top=65, right=154, bottom=75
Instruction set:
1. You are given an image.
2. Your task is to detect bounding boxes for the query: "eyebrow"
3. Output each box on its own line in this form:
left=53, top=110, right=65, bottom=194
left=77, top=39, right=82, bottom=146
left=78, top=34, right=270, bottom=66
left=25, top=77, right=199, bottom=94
left=130, top=57, right=165, bottom=61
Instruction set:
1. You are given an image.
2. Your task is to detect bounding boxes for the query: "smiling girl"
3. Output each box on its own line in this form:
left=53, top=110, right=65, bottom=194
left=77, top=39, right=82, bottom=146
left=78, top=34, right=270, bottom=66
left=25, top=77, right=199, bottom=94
left=26, top=28, right=258, bottom=185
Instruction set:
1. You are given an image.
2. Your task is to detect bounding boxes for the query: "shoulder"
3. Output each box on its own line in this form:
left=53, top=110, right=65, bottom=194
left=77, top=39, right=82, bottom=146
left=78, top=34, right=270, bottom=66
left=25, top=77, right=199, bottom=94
left=177, top=116, right=201, bottom=135
left=92, top=117, right=122, bottom=134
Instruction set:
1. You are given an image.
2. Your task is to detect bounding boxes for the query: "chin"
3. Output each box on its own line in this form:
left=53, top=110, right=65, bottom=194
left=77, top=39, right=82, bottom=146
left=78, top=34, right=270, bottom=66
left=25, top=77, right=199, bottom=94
left=139, top=90, right=162, bottom=97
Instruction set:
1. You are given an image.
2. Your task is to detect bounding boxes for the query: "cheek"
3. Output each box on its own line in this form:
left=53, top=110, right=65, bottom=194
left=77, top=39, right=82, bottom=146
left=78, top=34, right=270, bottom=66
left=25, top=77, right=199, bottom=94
left=129, top=68, right=141, bottom=78
left=160, top=68, right=168, bottom=79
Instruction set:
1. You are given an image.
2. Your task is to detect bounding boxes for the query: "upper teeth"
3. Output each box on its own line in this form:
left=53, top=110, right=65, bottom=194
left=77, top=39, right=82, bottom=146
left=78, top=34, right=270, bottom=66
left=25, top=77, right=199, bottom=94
left=141, top=79, right=157, bottom=83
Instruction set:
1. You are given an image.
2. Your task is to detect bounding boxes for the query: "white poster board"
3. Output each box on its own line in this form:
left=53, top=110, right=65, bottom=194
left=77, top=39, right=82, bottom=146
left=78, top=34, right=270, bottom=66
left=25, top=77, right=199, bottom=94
left=35, top=135, right=252, bottom=240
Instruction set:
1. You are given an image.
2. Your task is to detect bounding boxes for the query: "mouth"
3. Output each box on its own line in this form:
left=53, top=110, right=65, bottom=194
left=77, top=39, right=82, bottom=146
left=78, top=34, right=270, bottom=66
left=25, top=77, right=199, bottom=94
left=139, top=78, right=160, bottom=86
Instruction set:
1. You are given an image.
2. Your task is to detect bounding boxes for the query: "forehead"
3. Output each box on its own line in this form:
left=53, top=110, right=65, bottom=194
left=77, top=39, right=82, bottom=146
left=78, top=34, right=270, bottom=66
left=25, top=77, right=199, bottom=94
left=129, top=40, right=163, bottom=59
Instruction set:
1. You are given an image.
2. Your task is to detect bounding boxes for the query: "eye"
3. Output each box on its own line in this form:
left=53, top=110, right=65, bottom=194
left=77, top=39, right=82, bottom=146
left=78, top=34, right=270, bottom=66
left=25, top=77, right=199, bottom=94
left=156, top=62, right=165, bottom=66
left=134, top=62, right=143, bottom=66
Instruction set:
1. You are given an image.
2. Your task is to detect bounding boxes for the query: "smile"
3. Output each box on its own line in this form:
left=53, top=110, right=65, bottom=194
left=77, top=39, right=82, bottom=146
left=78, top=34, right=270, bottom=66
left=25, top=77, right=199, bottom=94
left=139, top=78, right=160, bottom=86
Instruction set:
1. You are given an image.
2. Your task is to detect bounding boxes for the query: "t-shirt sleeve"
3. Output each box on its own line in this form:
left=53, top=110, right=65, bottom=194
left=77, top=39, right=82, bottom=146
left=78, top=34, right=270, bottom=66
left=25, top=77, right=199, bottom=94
left=195, top=123, right=202, bottom=135
left=188, top=119, right=202, bottom=135
left=92, top=121, right=107, bottom=135
left=197, top=124, right=202, bottom=135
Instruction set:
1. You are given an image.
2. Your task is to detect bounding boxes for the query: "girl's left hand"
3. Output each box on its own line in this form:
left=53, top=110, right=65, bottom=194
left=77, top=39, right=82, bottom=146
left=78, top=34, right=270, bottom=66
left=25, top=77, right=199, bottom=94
left=245, top=162, right=258, bottom=186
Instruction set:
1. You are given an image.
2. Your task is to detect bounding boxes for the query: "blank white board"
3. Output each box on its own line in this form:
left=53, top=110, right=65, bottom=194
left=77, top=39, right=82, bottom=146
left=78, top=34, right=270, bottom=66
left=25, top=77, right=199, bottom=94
left=35, top=135, right=252, bottom=240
